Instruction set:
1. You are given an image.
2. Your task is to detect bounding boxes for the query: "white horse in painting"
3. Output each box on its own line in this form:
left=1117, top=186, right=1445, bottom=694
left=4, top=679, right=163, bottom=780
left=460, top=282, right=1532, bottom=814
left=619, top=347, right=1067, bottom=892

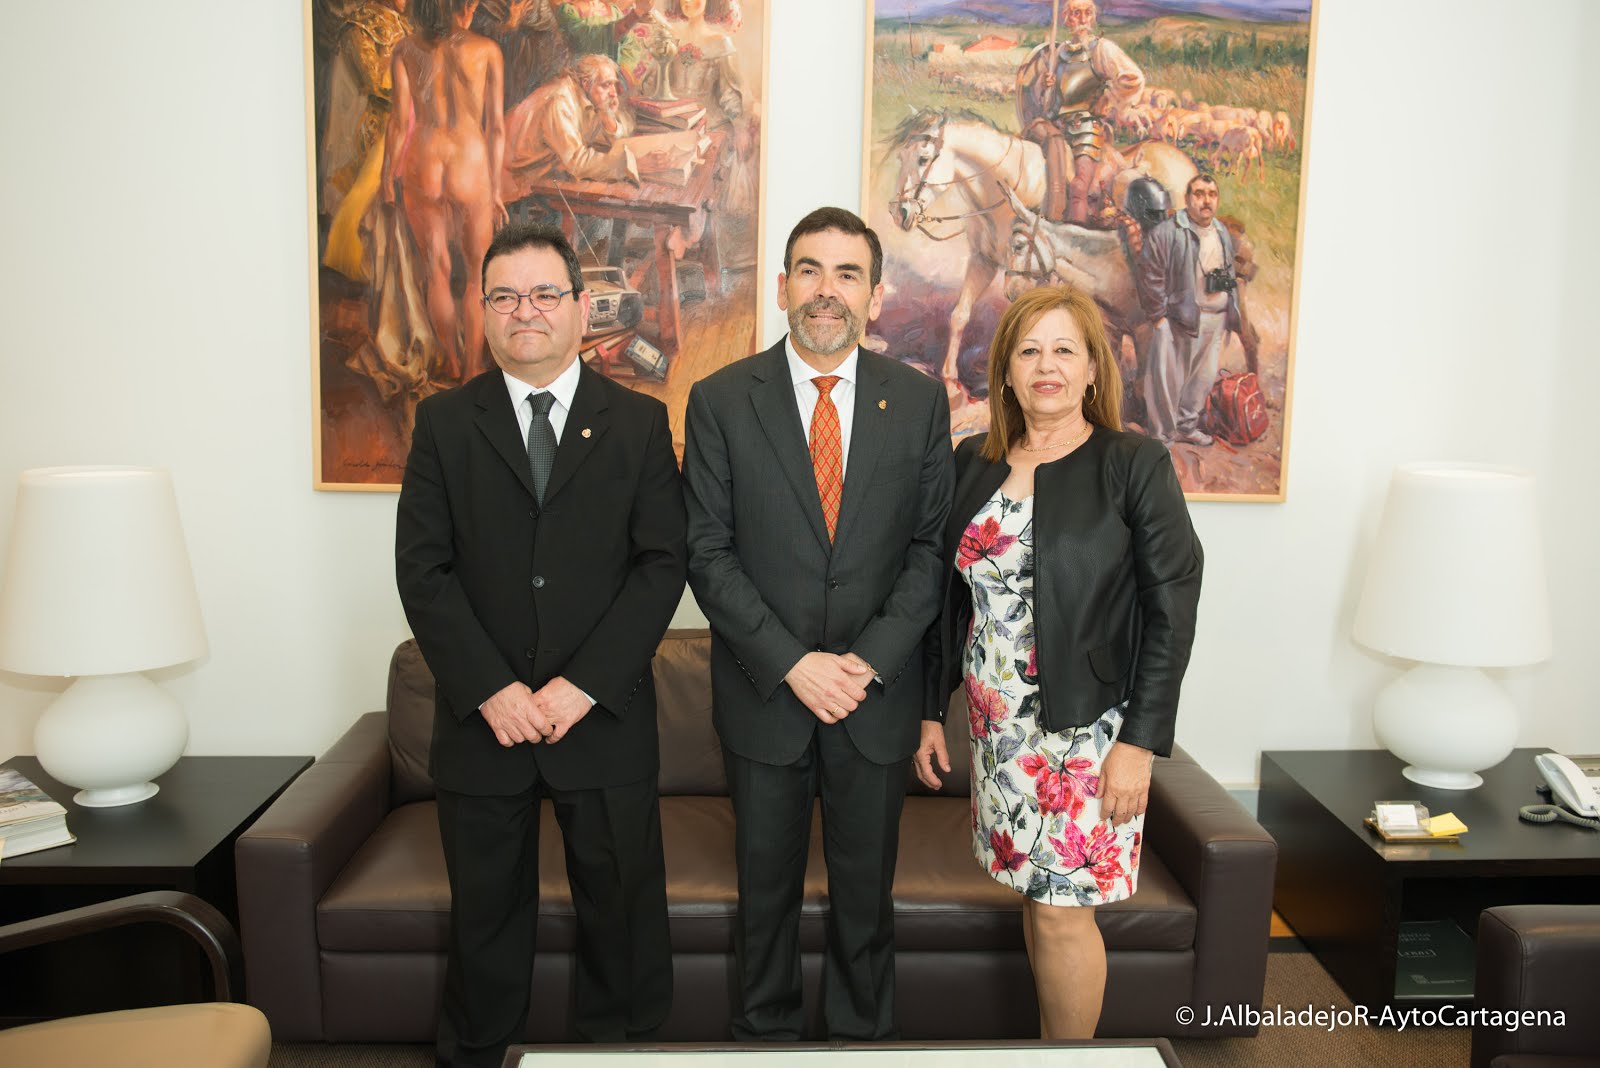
left=886, top=108, right=1197, bottom=397
left=999, top=183, right=1145, bottom=342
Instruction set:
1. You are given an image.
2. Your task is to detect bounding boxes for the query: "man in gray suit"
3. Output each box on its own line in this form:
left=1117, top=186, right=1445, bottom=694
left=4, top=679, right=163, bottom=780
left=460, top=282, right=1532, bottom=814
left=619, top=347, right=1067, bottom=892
left=683, top=207, right=954, bottom=1040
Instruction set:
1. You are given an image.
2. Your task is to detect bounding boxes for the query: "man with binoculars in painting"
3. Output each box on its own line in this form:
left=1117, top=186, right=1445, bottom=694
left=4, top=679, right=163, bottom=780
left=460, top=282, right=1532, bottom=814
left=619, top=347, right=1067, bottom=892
left=1138, top=173, right=1241, bottom=447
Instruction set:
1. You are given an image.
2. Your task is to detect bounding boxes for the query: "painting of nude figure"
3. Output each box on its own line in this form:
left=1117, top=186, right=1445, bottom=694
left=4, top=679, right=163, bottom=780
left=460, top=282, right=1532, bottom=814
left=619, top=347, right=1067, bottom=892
left=864, top=0, right=1314, bottom=501
left=308, top=0, right=768, bottom=488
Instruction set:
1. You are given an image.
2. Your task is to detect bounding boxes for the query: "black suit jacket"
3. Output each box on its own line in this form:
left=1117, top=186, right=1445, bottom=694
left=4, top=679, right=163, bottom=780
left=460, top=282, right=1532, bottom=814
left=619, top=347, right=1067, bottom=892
left=683, top=340, right=954, bottom=766
left=930, top=429, right=1201, bottom=757
left=395, top=364, right=687, bottom=795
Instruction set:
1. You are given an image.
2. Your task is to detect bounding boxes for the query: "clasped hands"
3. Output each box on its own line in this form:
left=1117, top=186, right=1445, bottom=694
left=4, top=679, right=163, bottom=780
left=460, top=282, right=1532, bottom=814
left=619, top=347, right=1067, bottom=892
left=786, top=651, right=874, bottom=725
left=481, top=676, right=593, bottom=747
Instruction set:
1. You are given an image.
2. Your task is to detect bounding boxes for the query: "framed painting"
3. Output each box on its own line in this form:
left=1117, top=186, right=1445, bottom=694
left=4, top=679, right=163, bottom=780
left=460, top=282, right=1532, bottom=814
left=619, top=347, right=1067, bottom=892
left=307, top=0, right=769, bottom=489
left=863, top=0, right=1315, bottom=500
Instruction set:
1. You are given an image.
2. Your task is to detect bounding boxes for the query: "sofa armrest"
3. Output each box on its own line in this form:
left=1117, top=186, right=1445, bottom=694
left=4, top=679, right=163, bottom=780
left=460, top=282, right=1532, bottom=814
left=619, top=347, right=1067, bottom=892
left=235, top=710, right=392, bottom=1040
left=0, top=891, right=243, bottom=1003
left=1144, top=746, right=1278, bottom=1034
left=1471, top=905, right=1600, bottom=1068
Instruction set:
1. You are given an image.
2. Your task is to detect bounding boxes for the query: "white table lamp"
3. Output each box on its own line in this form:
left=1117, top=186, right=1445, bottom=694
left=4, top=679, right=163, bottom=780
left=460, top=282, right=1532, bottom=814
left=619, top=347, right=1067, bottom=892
left=0, top=467, right=208, bottom=806
left=1353, top=463, right=1551, bottom=790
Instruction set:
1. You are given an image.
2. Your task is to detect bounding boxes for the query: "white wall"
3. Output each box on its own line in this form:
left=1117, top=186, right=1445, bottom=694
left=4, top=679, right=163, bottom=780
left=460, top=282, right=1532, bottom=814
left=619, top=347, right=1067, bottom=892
left=1, top=1, right=1596, bottom=786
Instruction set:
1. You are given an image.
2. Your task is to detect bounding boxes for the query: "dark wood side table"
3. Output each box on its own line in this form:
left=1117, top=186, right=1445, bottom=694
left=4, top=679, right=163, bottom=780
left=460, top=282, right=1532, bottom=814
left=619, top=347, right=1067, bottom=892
left=1258, top=749, right=1600, bottom=1010
left=0, top=754, right=310, bottom=1022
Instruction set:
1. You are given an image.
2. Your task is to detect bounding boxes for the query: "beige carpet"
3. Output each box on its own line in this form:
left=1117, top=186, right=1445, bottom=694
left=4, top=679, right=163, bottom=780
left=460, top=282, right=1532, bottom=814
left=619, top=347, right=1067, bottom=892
left=1169, top=953, right=1470, bottom=1067
left=270, top=953, right=1472, bottom=1068
left=272, top=1045, right=432, bottom=1068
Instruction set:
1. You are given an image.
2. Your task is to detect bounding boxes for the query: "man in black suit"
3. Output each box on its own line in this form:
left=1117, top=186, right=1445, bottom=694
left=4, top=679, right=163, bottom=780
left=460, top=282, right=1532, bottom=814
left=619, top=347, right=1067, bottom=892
left=683, top=207, right=954, bottom=1040
left=396, top=224, right=686, bottom=1068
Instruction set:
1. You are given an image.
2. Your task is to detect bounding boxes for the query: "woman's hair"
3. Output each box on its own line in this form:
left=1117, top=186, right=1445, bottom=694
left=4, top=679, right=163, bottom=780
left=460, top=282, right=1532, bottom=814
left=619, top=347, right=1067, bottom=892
left=667, top=0, right=732, bottom=20
left=981, top=285, right=1123, bottom=462
left=410, top=0, right=472, bottom=40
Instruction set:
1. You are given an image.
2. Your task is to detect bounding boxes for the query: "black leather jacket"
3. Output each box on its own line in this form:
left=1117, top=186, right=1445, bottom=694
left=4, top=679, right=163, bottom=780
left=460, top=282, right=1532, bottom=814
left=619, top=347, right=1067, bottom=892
left=929, top=428, right=1202, bottom=757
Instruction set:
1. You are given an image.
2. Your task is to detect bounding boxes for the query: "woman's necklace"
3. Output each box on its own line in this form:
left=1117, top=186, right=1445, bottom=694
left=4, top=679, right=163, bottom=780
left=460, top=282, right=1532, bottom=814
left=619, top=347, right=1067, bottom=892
left=1019, top=420, right=1093, bottom=453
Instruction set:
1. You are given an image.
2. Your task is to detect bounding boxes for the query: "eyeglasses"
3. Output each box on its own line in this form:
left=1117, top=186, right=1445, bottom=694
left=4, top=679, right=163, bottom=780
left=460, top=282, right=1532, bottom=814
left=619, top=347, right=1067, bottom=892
left=483, top=286, right=577, bottom=314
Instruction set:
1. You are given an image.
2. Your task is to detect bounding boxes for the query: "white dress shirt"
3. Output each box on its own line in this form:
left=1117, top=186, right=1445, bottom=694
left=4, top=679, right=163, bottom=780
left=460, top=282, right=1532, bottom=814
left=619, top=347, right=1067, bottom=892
left=785, top=339, right=858, bottom=480
left=503, top=355, right=583, bottom=445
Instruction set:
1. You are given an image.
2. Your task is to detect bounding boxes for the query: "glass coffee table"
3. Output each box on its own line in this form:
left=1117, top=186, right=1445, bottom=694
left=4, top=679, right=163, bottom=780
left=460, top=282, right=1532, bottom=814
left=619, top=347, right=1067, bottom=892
left=505, top=1040, right=1181, bottom=1067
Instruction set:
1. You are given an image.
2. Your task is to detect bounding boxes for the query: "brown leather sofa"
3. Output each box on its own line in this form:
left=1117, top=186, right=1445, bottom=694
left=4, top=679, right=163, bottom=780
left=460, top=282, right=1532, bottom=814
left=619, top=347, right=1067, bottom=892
left=1471, top=905, right=1600, bottom=1068
left=237, top=630, right=1276, bottom=1043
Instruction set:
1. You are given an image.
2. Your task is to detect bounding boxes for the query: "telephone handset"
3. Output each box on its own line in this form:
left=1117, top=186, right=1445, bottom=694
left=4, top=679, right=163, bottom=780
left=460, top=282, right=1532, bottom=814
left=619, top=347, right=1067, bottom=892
left=1519, top=752, right=1600, bottom=829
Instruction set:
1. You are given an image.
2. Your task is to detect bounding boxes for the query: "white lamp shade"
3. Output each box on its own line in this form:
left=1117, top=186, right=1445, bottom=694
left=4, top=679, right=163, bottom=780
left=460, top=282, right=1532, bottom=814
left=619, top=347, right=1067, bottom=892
left=0, top=466, right=207, bottom=677
left=1353, top=463, right=1550, bottom=667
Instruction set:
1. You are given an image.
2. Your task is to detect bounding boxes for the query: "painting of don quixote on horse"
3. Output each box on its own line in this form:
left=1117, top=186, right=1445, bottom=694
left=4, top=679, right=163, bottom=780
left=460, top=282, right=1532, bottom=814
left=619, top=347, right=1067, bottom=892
left=864, top=0, right=1314, bottom=501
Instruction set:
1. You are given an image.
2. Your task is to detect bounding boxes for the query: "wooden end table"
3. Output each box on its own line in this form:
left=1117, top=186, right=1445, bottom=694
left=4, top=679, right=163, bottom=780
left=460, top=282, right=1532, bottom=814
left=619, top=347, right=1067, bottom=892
left=0, top=754, right=310, bottom=1022
left=1258, top=749, right=1600, bottom=1009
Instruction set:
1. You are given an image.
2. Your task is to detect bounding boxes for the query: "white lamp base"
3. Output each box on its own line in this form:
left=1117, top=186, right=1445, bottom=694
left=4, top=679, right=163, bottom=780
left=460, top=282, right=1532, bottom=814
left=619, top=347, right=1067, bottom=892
left=33, top=672, right=189, bottom=808
left=1400, top=765, right=1483, bottom=791
left=1372, top=663, right=1518, bottom=791
left=75, top=781, right=162, bottom=807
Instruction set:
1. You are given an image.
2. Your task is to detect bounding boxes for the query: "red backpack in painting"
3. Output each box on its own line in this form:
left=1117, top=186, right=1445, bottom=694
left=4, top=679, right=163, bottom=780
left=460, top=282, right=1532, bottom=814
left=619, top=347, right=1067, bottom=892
left=1202, top=370, right=1269, bottom=445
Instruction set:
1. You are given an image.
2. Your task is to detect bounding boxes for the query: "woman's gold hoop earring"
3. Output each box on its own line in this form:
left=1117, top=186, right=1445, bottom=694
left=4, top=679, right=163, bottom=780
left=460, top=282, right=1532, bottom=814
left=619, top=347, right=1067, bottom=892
left=1084, top=381, right=1097, bottom=404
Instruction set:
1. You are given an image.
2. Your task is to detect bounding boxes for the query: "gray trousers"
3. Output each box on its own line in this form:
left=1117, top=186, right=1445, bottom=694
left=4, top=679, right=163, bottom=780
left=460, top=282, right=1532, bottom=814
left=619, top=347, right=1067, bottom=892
left=1143, top=311, right=1227, bottom=440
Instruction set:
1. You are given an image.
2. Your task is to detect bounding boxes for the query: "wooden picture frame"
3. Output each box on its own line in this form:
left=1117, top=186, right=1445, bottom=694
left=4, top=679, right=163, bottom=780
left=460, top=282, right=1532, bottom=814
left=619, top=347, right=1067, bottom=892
left=863, top=0, right=1316, bottom=501
left=306, top=0, right=769, bottom=489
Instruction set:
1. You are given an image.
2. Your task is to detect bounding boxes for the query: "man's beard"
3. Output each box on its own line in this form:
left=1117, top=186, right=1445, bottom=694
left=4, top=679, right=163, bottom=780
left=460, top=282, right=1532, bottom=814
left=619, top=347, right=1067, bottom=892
left=789, top=297, right=862, bottom=356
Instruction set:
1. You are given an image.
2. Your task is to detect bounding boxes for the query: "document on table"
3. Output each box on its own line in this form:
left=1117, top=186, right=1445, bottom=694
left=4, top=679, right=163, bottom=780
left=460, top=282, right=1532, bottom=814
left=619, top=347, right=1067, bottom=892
left=1374, top=802, right=1424, bottom=834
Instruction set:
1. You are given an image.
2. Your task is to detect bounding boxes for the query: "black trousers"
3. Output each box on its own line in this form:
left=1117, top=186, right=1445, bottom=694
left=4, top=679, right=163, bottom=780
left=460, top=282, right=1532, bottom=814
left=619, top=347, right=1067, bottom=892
left=724, top=723, right=910, bottom=1041
left=434, top=773, right=671, bottom=1068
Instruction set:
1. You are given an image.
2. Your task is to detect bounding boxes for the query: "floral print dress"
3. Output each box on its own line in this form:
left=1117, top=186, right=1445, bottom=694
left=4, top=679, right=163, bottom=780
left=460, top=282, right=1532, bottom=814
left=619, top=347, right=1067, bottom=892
left=957, top=489, right=1141, bottom=906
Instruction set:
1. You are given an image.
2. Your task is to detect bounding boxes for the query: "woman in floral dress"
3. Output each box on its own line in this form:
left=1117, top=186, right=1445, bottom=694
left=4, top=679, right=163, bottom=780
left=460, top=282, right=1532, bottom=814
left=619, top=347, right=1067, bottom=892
left=661, top=0, right=758, bottom=260
left=664, top=0, right=745, bottom=128
left=917, top=285, right=1202, bottom=1039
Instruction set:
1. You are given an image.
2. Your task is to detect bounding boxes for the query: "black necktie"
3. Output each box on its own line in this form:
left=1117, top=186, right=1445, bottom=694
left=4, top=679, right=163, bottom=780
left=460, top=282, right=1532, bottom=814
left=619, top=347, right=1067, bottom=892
left=526, top=392, right=556, bottom=505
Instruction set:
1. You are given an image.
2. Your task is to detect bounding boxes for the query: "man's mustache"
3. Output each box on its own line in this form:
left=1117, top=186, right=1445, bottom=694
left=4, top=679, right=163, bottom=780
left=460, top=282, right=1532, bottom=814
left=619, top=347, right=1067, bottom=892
left=803, top=298, right=853, bottom=320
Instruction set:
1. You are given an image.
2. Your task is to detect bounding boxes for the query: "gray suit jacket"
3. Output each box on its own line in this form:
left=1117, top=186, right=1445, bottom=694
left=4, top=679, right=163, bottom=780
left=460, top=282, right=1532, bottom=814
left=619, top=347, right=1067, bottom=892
left=683, top=340, right=954, bottom=766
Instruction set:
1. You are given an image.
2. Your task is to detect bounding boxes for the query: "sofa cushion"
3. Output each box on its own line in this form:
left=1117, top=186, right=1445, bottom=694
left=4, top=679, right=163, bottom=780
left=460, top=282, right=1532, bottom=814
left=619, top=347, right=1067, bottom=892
left=318, top=795, right=751, bottom=955
left=892, top=796, right=1196, bottom=953
left=386, top=641, right=435, bottom=806
left=317, top=795, right=1193, bottom=957
left=653, top=631, right=727, bottom=796
left=317, top=802, right=450, bottom=952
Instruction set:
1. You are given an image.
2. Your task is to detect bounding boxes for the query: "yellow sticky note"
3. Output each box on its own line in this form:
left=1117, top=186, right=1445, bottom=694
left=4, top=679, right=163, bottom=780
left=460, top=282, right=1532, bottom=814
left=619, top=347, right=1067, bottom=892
left=1426, top=812, right=1468, bottom=836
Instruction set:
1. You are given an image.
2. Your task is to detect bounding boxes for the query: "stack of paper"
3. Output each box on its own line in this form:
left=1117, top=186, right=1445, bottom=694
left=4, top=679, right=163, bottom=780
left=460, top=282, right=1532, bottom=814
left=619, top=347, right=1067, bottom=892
left=1364, top=800, right=1468, bottom=842
left=621, top=130, right=713, bottom=187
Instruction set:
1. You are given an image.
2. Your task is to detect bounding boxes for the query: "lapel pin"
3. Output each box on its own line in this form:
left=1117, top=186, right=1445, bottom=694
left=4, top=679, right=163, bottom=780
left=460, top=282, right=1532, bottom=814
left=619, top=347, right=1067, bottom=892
left=878, top=399, right=887, bottom=410
left=581, top=427, right=592, bottom=438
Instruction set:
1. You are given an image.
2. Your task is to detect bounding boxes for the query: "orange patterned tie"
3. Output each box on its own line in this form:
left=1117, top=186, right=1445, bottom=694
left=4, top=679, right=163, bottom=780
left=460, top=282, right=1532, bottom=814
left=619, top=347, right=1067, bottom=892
left=810, top=375, right=843, bottom=542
